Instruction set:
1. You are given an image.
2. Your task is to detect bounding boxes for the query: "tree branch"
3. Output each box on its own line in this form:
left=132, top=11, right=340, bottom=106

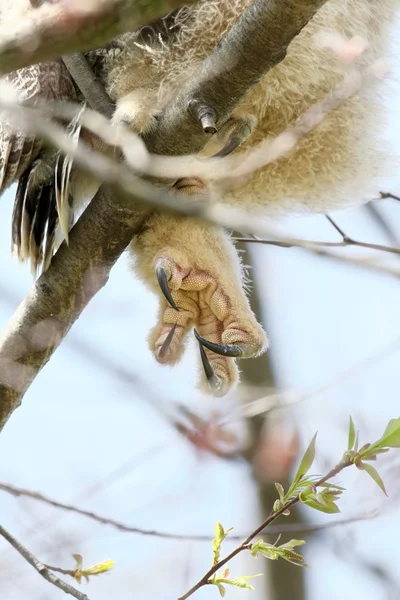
left=178, top=460, right=353, bottom=600
left=0, top=184, right=151, bottom=431
left=0, top=524, right=89, bottom=600
left=0, top=0, right=196, bottom=76
left=62, top=53, right=115, bottom=118
left=144, top=0, right=330, bottom=156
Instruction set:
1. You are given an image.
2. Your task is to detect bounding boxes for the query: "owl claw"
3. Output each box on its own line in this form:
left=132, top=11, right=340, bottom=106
left=205, top=116, right=254, bottom=160
left=155, top=266, right=180, bottom=311
left=210, top=136, right=243, bottom=159
left=194, top=329, right=255, bottom=358
left=198, top=342, right=222, bottom=392
left=157, top=322, right=178, bottom=360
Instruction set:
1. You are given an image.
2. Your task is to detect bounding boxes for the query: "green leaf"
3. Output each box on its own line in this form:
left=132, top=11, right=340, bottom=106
left=212, top=522, right=232, bottom=565
left=377, top=418, right=400, bottom=448
left=218, top=574, right=262, bottom=591
left=363, top=463, right=388, bottom=496
left=215, top=582, right=226, bottom=597
left=281, top=551, right=308, bottom=568
left=275, top=482, right=285, bottom=502
left=279, top=539, right=306, bottom=551
left=304, top=499, right=340, bottom=514
left=348, top=416, right=356, bottom=450
left=292, top=433, right=317, bottom=485
left=251, top=540, right=280, bottom=560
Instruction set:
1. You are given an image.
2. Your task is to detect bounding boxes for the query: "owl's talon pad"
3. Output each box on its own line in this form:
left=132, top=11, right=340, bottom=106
left=146, top=238, right=268, bottom=397
left=155, top=265, right=179, bottom=311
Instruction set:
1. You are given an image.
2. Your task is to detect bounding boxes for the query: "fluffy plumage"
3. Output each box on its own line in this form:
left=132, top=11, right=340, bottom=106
left=0, top=0, right=398, bottom=395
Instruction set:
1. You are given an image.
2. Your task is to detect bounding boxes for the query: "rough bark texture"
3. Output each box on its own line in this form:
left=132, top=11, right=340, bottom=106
left=0, top=0, right=329, bottom=430
left=0, top=185, right=150, bottom=431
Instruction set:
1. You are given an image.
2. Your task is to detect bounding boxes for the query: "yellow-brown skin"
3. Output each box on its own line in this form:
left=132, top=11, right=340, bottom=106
left=98, top=0, right=397, bottom=396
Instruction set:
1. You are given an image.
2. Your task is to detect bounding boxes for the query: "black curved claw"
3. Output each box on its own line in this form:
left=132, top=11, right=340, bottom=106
left=198, top=342, right=221, bottom=392
left=210, top=136, right=243, bottom=159
left=194, top=329, right=243, bottom=358
left=158, top=322, right=177, bottom=360
left=156, top=267, right=179, bottom=311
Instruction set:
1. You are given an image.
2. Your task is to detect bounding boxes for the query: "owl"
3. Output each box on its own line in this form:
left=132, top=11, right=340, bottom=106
left=0, top=0, right=397, bottom=397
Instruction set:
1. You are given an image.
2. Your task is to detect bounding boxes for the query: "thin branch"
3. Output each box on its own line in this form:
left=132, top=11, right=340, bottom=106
left=178, top=460, right=353, bottom=599
left=232, top=235, right=400, bottom=279
left=0, top=482, right=377, bottom=541
left=325, top=214, right=400, bottom=254
left=0, top=0, right=196, bottom=76
left=380, top=191, right=400, bottom=202
left=234, top=223, right=400, bottom=257
left=0, top=0, right=332, bottom=431
left=0, top=524, right=89, bottom=600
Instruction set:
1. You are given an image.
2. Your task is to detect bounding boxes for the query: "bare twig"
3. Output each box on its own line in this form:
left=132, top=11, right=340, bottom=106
left=178, top=460, right=353, bottom=599
left=0, top=482, right=377, bottom=541
left=234, top=235, right=400, bottom=279
left=233, top=211, right=400, bottom=257
left=380, top=192, right=400, bottom=202
left=0, top=524, right=89, bottom=600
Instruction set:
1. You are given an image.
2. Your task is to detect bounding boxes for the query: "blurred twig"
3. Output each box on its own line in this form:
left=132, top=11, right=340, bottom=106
left=0, top=524, right=89, bottom=600
left=0, top=482, right=378, bottom=541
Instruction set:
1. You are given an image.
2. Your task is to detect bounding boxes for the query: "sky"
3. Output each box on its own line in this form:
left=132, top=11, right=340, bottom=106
left=1, top=10, right=400, bottom=600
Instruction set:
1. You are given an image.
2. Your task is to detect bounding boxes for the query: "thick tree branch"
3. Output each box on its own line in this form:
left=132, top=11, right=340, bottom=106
left=0, top=524, right=89, bottom=600
left=0, top=0, right=332, bottom=431
left=62, top=53, right=115, bottom=118
left=144, top=0, right=330, bottom=155
left=0, top=185, right=151, bottom=431
left=0, top=0, right=196, bottom=76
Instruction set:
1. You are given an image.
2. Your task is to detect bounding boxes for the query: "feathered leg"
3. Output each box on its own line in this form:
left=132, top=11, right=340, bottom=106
left=130, top=212, right=268, bottom=397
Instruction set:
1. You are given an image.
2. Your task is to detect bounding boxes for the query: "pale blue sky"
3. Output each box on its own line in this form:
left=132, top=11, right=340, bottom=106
left=1, top=14, right=400, bottom=599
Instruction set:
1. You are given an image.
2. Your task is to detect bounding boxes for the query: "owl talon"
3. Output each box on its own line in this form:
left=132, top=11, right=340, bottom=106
left=157, top=322, right=178, bottom=360
left=210, top=136, right=243, bottom=159
left=194, top=329, right=256, bottom=358
left=204, top=116, right=254, bottom=160
left=155, top=265, right=180, bottom=311
left=198, top=342, right=222, bottom=392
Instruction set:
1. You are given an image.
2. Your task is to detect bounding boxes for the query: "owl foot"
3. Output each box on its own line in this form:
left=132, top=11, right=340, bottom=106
left=149, top=246, right=267, bottom=397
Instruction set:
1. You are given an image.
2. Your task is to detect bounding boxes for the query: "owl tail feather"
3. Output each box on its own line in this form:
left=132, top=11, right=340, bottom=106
left=55, top=104, right=85, bottom=245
